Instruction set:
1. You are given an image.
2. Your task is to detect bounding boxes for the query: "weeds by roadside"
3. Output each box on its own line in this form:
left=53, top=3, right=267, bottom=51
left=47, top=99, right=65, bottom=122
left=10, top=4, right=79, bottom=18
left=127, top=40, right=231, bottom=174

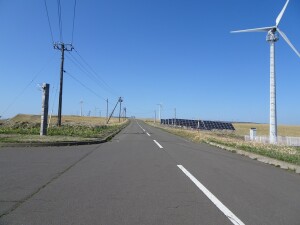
left=0, top=123, right=122, bottom=138
left=0, top=116, right=129, bottom=143
left=147, top=122, right=300, bottom=166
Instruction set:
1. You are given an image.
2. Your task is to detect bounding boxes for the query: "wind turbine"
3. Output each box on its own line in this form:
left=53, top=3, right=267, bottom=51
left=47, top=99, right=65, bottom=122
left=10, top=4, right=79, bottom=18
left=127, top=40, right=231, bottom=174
left=157, top=103, right=163, bottom=122
left=231, top=0, right=300, bottom=144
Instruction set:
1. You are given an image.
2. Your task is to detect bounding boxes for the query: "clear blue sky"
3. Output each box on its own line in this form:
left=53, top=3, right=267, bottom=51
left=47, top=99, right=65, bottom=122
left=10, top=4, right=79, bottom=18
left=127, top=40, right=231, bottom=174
left=0, top=0, right=299, bottom=124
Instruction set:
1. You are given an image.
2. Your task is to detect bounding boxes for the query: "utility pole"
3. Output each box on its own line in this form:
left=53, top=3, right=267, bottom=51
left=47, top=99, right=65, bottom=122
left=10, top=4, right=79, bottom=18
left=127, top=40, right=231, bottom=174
left=154, top=110, right=156, bottom=123
left=54, top=42, right=73, bottom=126
left=119, top=97, right=123, bottom=122
left=40, top=83, right=50, bottom=136
left=106, top=98, right=108, bottom=119
left=80, top=100, right=84, bottom=116
left=157, top=104, right=162, bottom=123
left=107, top=97, right=122, bottom=124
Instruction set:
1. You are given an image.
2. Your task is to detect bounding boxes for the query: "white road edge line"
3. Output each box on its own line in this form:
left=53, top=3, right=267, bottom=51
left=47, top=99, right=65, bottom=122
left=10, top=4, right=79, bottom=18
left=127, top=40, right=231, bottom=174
left=153, top=140, right=163, bottom=149
left=177, top=165, right=245, bottom=225
left=146, top=132, right=151, bottom=136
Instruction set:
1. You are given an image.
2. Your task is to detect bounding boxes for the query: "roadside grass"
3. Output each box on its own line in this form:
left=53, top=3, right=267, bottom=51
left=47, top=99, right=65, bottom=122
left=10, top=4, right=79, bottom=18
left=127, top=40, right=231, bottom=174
left=0, top=114, right=128, bottom=143
left=0, top=134, right=94, bottom=143
left=146, top=122, right=300, bottom=166
left=9, top=114, right=121, bottom=126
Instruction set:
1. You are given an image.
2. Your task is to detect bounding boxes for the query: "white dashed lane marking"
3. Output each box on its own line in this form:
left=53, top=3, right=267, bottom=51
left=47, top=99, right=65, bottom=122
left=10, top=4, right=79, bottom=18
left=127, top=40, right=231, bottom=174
left=177, top=165, right=245, bottom=225
left=153, top=140, right=163, bottom=149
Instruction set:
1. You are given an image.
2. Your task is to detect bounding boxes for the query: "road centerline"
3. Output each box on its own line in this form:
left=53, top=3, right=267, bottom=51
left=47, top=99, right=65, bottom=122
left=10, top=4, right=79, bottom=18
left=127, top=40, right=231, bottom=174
left=153, top=140, right=163, bottom=149
left=136, top=121, right=147, bottom=133
left=177, top=165, right=245, bottom=225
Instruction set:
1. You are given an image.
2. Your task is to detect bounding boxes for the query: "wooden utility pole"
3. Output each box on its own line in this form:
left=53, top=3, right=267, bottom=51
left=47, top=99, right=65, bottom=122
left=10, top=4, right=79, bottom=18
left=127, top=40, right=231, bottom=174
left=107, top=97, right=123, bottom=124
left=54, top=42, right=73, bottom=126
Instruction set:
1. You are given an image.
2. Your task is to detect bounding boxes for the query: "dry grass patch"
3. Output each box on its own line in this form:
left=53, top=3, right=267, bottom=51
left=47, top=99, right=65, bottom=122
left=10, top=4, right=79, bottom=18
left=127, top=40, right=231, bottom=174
left=0, top=114, right=128, bottom=143
left=147, top=122, right=300, bottom=166
left=11, top=114, right=122, bottom=126
left=233, top=123, right=300, bottom=137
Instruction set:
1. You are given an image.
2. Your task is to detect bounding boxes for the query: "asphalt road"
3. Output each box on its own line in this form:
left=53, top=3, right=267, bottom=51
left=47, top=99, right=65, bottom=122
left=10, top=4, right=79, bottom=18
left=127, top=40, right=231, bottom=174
left=0, top=120, right=300, bottom=225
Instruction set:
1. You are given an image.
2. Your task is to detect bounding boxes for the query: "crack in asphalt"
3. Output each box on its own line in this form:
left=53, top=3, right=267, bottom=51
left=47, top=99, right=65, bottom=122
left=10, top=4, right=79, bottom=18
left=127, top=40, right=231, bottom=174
left=0, top=145, right=100, bottom=218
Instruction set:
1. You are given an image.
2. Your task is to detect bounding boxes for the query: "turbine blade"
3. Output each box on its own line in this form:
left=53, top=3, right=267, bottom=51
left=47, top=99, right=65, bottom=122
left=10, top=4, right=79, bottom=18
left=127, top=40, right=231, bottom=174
left=277, top=28, right=300, bottom=57
left=231, top=26, right=275, bottom=33
left=276, top=0, right=289, bottom=27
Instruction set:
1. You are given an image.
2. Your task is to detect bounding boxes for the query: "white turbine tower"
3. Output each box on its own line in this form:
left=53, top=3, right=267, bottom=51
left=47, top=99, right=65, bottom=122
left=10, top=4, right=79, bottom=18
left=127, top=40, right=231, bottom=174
left=231, top=0, right=300, bottom=144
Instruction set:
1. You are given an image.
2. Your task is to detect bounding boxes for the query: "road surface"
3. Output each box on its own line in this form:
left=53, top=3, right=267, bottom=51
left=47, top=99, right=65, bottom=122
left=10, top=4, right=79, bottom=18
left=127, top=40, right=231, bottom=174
left=0, top=120, right=300, bottom=225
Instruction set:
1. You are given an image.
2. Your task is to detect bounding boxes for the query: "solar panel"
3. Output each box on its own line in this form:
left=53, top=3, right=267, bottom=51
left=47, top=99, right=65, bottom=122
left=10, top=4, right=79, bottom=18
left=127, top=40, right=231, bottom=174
left=161, top=118, right=235, bottom=131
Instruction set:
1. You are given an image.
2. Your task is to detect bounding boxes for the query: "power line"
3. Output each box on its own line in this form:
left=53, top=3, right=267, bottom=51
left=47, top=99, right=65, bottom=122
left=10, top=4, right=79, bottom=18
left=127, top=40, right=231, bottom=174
left=1, top=53, right=56, bottom=117
left=71, top=0, right=77, bottom=44
left=65, top=53, right=106, bottom=90
left=57, top=0, right=63, bottom=42
left=73, top=48, right=119, bottom=96
left=65, top=52, right=118, bottom=97
left=65, top=71, right=107, bottom=101
left=65, top=52, right=98, bottom=82
left=43, top=0, right=54, bottom=44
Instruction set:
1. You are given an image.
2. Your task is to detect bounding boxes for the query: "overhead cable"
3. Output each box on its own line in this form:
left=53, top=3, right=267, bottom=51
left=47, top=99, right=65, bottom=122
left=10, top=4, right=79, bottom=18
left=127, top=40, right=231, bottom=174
left=65, top=53, right=113, bottom=95
left=43, top=0, right=54, bottom=44
left=56, top=0, right=63, bottom=42
left=71, top=0, right=77, bottom=44
left=66, top=51, right=119, bottom=97
left=73, top=48, right=119, bottom=96
left=1, top=53, right=56, bottom=117
left=65, top=71, right=107, bottom=101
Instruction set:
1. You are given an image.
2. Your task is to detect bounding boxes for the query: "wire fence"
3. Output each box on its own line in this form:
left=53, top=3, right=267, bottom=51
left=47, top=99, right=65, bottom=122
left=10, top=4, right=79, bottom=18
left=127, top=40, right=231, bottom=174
left=245, top=135, right=300, bottom=146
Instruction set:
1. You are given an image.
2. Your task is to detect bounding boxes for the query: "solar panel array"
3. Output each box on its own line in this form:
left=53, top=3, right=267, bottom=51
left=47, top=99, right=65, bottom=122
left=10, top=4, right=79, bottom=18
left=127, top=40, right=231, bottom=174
left=160, top=119, right=235, bottom=131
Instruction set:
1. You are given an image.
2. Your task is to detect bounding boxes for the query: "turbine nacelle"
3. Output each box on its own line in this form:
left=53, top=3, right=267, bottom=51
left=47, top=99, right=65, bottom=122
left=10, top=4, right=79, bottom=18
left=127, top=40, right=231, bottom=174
left=267, top=30, right=279, bottom=43
left=231, top=0, right=300, bottom=57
